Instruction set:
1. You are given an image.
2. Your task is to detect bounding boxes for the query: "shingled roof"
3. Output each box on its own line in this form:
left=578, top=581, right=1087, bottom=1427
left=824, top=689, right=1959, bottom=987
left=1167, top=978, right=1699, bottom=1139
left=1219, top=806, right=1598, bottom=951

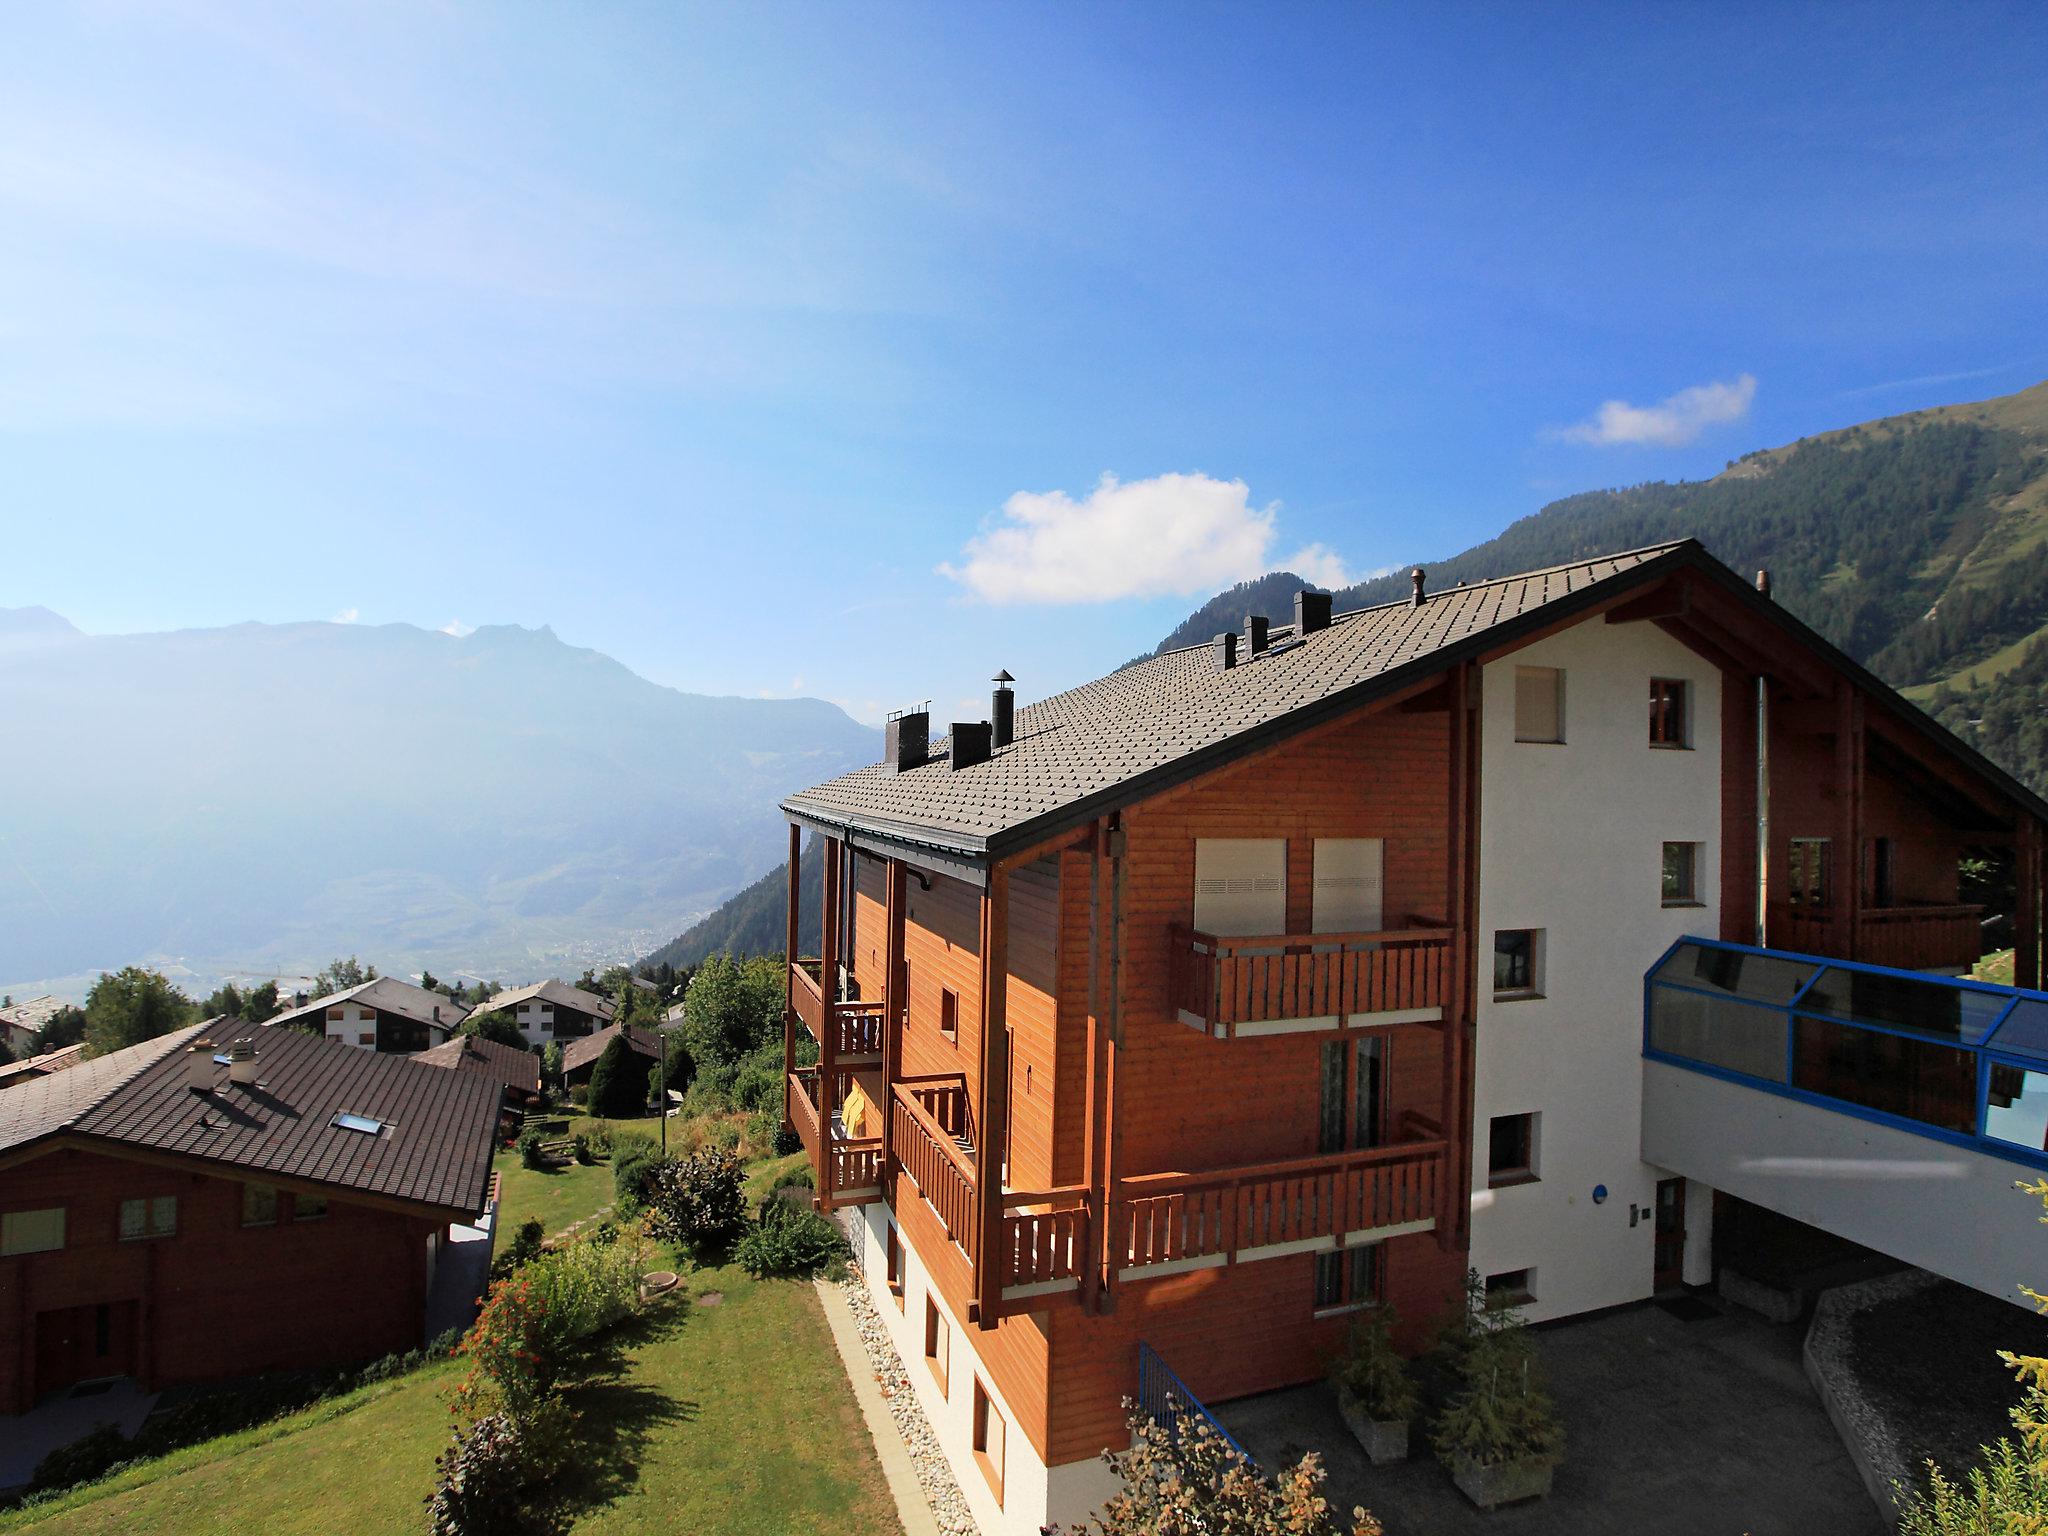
left=0, top=1021, right=500, bottom=1219
left=562, top=1022, right=662, bottom=1077
left=416, top=1032, right=543, bottom=1099
left=268, top=975, right=470, bottom=1035
left=479, top=979, right=616, bottom=1022
left=785, top=541, right=1695, bottom=860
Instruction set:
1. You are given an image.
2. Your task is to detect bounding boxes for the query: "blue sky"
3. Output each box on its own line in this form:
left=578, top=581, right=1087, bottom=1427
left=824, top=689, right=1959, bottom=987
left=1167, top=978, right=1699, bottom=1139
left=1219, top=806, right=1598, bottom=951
left=3, top=2, right=2044, bottom=725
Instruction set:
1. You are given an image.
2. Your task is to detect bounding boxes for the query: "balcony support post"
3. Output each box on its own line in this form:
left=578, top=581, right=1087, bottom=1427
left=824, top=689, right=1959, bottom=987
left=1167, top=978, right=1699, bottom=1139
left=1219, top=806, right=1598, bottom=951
left=972, top=862, right=1012, bottom=1328
left=1836, top=685, right=1864, bottom=960
left=782, top=822, right=800, bottom=1134
left=817, top=837, right=843, bottom=1209
left=881, top=858, right=907, bottom=1203
left=1438, top=661, right=1478, bottom=1248
left=2021, top=819, right=2042, bottom=992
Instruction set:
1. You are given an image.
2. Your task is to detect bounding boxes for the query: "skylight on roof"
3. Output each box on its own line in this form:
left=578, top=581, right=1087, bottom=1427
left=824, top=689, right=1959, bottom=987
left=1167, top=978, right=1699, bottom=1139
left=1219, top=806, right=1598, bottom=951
left=333, top=1112, right=385, bottom=1135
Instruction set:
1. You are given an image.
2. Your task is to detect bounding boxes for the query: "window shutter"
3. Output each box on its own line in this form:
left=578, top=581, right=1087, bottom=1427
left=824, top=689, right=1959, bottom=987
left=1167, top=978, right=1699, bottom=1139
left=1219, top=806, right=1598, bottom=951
left=1312, top=838, right=1384, bottom=934
left=1514, top=666, right=1563, bottom=743
left=1193, top=839, right=1287, bottom=937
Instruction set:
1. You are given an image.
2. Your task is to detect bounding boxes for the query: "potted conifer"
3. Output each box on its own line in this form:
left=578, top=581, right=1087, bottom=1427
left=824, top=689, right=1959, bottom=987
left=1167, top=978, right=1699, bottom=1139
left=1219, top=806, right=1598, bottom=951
left=1330, top=1307, right=1419, bottom=1465
left=1429, top=1284, right=1564, bottom=1507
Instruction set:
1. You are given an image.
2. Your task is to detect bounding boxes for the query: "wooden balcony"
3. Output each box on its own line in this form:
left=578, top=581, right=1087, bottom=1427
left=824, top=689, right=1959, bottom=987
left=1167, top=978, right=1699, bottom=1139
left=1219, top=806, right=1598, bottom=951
left=1112, top=1135, right=1445, bottom=1279
left=1781, top=904, right=1985, bottom=974
left=1169, top=923, right=1453, bottom=1038
left=785, top=1066, right=884, bottom=1204
left=788, top=959, right=886, bottom=1062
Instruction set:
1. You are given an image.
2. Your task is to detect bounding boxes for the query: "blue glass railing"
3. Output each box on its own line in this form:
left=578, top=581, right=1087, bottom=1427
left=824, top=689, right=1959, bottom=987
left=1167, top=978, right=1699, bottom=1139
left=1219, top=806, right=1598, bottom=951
left=1135, top=1341, right=1251, bottom=1462
left=1644, top=937, right=2048, bottom=1172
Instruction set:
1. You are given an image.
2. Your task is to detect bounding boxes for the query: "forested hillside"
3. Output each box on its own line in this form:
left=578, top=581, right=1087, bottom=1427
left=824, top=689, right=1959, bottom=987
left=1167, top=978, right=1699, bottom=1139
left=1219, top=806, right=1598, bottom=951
left=1148, top=381, right=2048, bottom=791
left=643, top=844, right=821, bottom=970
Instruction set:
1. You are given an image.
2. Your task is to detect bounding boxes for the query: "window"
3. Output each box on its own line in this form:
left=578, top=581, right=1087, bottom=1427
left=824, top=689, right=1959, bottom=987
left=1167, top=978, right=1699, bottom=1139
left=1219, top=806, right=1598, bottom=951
left=333, top=1112, right=385, bottom=1134
left=1492, top=929, right=1542, bottom=997
left=923, top=1295, right=950, bottom=1393
left=1513, top=666, right=1564, bottom=744
left=972, top=1377, right=1006, bottom=1502
left=1789, top=838, right=1832, bottom=909
left=1318, top=1037, right=1386, bottom=1154
left=295, top=1193, right=329, bottom=1222
left=1, top=1207, right=65, bottom=1256
left=1487, top=1112, right=1539, bottom=1187
left=885, top=1224, right=905, bottom=1307
left=119, top=1196, right=177, bottom=1240
left=1193, top=838, right=1287, bottom=937
left=1648, top=678, right=1689, bottom=747
left=1486, top=1268, right=1536, bottom=1307
left=241, top=1184, right=278, bottom=1227
left=939, top=987, right=959, bottom=1041
left=1662, top=842, right=1701, bottom=906
left=356, top=1032, right=375, bottom=1046
left=1313, top=1241, right=1384, bottom=1313
left=326, top=1006, right=344, bottom=1022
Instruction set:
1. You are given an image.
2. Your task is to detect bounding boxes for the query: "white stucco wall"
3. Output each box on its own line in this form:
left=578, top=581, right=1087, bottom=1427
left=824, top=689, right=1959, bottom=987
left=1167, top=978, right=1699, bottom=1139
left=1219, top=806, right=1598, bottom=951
left=517, top=1001, right=554, bottom=1048
left=1469, top=619, right=1723, bottom=1320
left=323, top=1003, right=381, bottom=1050
left=1643, top=1060, right=2037, bottom=1307
left=851, top=1206, right=1114, bottom=1536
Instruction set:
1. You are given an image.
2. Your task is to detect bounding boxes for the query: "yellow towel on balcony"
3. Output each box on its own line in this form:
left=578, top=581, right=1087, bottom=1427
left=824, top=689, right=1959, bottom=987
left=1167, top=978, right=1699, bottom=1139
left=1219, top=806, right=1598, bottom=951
left=840, top=1078, right=869, bottom=1138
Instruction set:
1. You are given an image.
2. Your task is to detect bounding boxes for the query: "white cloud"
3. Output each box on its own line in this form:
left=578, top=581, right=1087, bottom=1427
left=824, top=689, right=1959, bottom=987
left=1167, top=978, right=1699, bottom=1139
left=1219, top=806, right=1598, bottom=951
left=440, top=619, right=475, bottom=638
left=331, top=606, right=359, bottom=624
left=938, top=472, right=1351, bottom=605
left=1557, top=374, right=1757, bottom=448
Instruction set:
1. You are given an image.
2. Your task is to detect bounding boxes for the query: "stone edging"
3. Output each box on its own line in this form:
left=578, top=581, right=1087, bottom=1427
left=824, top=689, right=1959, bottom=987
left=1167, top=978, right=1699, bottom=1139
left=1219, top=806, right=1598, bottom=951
left=1802, top=1269, right=1940, bottom=1530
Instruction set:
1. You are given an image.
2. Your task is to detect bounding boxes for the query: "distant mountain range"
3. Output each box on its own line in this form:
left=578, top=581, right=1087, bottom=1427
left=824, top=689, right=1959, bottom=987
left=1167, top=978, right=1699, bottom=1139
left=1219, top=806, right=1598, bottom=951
left=657, top=380, right=2048, bottom=966
left=0, top=614, right=873, bottom=995
left=641, top=839, right=822, bottom=972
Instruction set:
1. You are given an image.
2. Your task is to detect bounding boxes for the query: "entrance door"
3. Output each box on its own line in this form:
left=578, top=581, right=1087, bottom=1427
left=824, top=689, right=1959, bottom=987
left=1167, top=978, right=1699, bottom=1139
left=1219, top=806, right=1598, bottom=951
left=33, top=1301, right=139, bottom=1400
left=1653, top=1179, right=1687, bottom=1293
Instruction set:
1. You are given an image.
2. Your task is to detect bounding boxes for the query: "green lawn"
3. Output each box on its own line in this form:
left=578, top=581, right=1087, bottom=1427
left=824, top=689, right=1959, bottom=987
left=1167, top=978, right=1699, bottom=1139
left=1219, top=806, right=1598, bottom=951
left=6, top=1143, right=897, bottom=1536
left=1976, top=948, right=2017, bottom=986
left=491, top=1115, right=664, bottom=1238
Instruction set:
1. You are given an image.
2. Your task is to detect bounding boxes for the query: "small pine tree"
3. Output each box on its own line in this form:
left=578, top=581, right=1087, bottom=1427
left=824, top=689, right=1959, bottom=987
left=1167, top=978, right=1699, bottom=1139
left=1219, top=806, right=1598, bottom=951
left=585, top=1034, right=641, bottom=1120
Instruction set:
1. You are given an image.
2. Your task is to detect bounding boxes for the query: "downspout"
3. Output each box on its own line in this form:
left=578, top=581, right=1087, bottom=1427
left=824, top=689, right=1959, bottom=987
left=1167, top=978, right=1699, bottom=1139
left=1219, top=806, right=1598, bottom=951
left=1755, top=676, right=1770, bottom=949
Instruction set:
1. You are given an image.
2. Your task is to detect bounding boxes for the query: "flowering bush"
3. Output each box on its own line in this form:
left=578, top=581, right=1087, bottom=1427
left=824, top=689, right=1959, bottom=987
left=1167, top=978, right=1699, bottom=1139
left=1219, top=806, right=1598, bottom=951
left=426, top=1412, right=529, bottom=1536
left=525, top=1225, right=652, bottom=1343
left=644, top=1146, right=746, bottom=1251
left=453, top=1276, right=560, bottom=1422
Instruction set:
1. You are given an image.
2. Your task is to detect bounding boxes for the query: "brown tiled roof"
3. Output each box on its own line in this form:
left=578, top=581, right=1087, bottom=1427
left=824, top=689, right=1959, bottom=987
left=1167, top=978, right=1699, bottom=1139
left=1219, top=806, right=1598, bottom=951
left=479, top=979, right=616, bottom=1021
left=561, top=1022, right=662, bottom=1077
left=0, top=1021, right=500, bottom=1218
left=416, top=1033, right=542, bottom=1098
left=268, top=976, right=471, bottom=1035
left=0, top=1041, right=87, bottom=1087
left=785, top=542, right=1694, bottom=857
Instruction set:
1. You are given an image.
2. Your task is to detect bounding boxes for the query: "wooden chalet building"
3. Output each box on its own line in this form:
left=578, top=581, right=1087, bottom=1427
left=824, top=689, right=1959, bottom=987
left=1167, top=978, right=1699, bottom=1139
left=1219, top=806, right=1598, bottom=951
left=476, top=979, right=616, bottom=1049
left=0, top=1022, right=500, bottom=1415
left=267, top=976, right=469, bottom=1054
left=778, top=538, right=2048, bottom=1534
left=561, top=1022, right=662, bottom=1089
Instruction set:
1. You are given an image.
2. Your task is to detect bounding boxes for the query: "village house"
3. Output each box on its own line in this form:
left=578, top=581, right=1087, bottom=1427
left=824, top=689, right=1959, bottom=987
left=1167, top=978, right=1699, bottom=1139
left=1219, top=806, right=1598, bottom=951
left=777, top=538, right=2048, bottom=1536
left=560, top=1022, right=662, bottom=1090
left=0, top=1021, right=501, bottom=1415
left=0, top=1043, right=86, bottom=1095
left=267, top=975, right=468, bottom=1054
left=476, top=979, right=615, bottom=1049
left=414, top=1032, right=542, bottom=1135
left=0, top=997, right=64, bottom=1056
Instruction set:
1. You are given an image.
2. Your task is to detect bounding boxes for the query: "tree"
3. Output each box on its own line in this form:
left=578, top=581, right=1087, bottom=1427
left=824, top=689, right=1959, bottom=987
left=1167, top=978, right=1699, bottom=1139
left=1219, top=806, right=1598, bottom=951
left=462, top=1010, right=528, bottom=1051
left=681, top=954, right=784, bottom=1070
left=585, top=1034, right=643, bottom=1119
left=38, top=1006, right=87, bottom=1050
left=83, top=968, right=196, bottom=1058
left=420, top=969, right=441, bottom=995
left=242, top=981, right=280, bottom=1022
left=541, top=1041, right=564, bottom=1086
left=200, top=982, right=245, bottom=1021
left=316, top=956, right=377, bottom=994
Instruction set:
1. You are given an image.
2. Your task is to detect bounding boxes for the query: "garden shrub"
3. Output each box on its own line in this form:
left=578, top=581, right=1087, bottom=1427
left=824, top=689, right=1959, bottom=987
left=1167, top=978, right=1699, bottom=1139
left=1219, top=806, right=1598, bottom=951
left=517, top=1128, right=547, bottom=1171
left=645, top=1146, right=747, bottom=1251
left=1428, top=1284, right=1563, bottom=1471
left=612, top=1141, right=668, bottom=1214
left=568, top=1083, right=588, bottom=1107
left=29, top=1424, right=132, bottom=1494
left=426, top=1411, right=529, bottom=1536
left=455, top=1276, right=562, bottom=1420
left=524, top=1226, right=652, bottom=1344
left=735, top=1196, right=846, bottom=1277
left=571, top=1132, right=592, bottom=1165
left=491, top=1218, right=545, bottom=1281
left=773, top=1123, right=803, bottom=1156
left=585, top=1034, right=645, bottom=1120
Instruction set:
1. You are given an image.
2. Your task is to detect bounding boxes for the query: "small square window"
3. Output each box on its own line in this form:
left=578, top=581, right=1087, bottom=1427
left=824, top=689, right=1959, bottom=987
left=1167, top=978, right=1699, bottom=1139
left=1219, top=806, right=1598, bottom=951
left=1649, top=679, right=1689, bottom=748
left=973, top=1377, right=1006, bottom=1503
left=357, top=1032, right=375, bottom=1046
left=1488, top=1113, right=1539, bottom=1187
left=1493, top=929, right=1542, bottom=997
left=1662, top=842, right=1701, bottom=906
left=1, top=1207, right=65, bottom=1256
left=120, top=1196, right=177, bottom=1240
left=940, top=988, right=959, bottom=1042
left=1486, top=1267, right=1537, bottom=1307
left=1514, top=666, right=1564, bottom=744
left=923, top=1295, right=950, bottom=1393
left=295, top=1194, right=329, bottom=1222
left=1789, top=838, right=1833, bottom=909
left=242, top=1184, right=278, bottom=1227
left=1313, top=1241, right=1384, bottom=1313
left=326, top=1006, right=344, bottom=1022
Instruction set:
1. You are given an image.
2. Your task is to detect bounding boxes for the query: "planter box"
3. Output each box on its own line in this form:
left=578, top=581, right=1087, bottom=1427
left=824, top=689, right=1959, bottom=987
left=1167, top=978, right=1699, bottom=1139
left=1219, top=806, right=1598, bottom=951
left=1336, top=1392, right=1409, bottom=1465
left=1450, top=1455, right=1554, bottom=1509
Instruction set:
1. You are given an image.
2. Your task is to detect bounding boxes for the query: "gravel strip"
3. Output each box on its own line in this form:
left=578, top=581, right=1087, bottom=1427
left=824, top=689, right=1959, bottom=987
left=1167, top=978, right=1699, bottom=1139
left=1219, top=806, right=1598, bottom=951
left=1806, top=1269, right=1939, bottom=1519
left=832, top=1240, right=981, bottom=1536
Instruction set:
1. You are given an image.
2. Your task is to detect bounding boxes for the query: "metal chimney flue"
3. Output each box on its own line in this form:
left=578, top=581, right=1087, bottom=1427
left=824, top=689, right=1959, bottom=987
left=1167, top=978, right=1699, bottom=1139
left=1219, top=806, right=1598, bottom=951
left=991, top=670, right=1015, bottom=748
left=1294, top=589, right=1332, bottom=636
left=1245, top=615, right=1269, bottom=655
left=1411, top=567, right=1428, bottom=607
left=1213, top=632, right=1238, bottom=671
left=1756, top=569, right=1773, bottom=599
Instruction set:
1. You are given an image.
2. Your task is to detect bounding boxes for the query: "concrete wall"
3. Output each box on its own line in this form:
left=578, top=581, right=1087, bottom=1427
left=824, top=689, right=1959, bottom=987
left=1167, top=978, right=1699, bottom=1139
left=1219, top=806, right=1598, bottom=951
left=1469, top=619, right=1723, bottom=1320
left=1642, top=1060, right=2039, bottom=1307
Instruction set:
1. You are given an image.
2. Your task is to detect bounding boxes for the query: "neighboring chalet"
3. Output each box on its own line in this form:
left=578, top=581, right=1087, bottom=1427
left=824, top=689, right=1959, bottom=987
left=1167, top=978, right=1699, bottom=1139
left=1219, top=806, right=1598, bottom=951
left=0, top=1022, right=500, bottom=1414
left=0, top=1044, right=86, bottom=1094
left=478, top=980, right=615, bottom=1049
left=561, top=1023, right=661, bottom=1089
left=415, top=1034, right=542, bottom=1135
left=778, top=539, right=2048, bottom=1536
left=268, top=976, right=468, bottom=1054
left=0, top=997, right=62, bottom=1055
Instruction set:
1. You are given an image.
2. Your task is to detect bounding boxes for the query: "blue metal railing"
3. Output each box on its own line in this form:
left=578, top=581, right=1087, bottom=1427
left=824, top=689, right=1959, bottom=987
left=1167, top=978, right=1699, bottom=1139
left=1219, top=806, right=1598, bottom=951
left=1644, top=935, right=2048, bottom=1172
left=1136, top=1341, right=1251, bottom=1462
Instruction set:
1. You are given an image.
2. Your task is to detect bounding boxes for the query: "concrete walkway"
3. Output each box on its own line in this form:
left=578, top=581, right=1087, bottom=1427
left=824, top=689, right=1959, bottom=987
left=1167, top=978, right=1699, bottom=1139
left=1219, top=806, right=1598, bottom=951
left=0, top=1379, right=158, bottom=1491
left=425, top=1204, right=497, bottom=1342
left=813, top=1275, right=942, bottom=1536
left=1218, top=1299, right=1880, bottom=1536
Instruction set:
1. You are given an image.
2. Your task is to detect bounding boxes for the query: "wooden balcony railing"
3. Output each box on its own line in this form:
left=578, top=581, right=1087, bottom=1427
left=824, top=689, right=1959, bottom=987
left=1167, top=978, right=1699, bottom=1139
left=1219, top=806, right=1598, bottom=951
left=786, top=1067, right=883, bottom=1204
left=892, top=1077, right=979, bottom=1255
left=1170, top=924, right=1453, bottom=1037
left=1112, top=1138, right=1445, bottom=1275
left=1781, top=904, right=1985, bottom=974
left=790, top=958, right=826, bottom=1042
left=998, top=1188, right=1090, bottom=1299
left=788, top=960, right=887, bottom=1059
